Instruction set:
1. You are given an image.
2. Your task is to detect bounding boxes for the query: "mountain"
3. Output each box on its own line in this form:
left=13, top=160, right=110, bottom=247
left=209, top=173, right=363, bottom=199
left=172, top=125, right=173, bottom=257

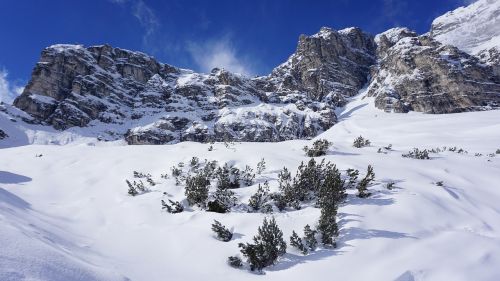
left=431, top=0, right=500, bottom=68
left=11, top=28, right=375, bottom=144
left=367, top=27, right=500, bottom=113
left=3, top=0, right=500, bottom=145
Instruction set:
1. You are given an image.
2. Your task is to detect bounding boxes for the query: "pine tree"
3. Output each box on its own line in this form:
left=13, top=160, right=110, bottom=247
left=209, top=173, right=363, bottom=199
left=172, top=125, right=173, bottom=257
left=256, top=158, right=266, bottom=175
left=303, top=139, right=332, bottom=157
left=238, top=217, right=287, bottom=271
left=317, top=202, right=338, bottom=247
left=278, top=167, right=300, bottom=209
left=211, top=220, right=233, bottom=242
left=353, top=136, right=370, bottom=148
left=357, top=165, right=375, bottom=198
left=207, top=185, right=237, bottom=213
left=293, top=158, right=325, bottom=201
left=241, top=165, right=256, bottom=186
left=216, top=163, right=240, bottom=189
left=248, top=181, right=270, bottom=212
left=290, top=230, right=308, bottom=255
left=317, top=163, right=346, bottom=207
left=303, top=224, right=317, bottom=251
left=161, top=199, right=184, bottom=213
left=185, top=171, right=210, bottom=207
left=126, top=180, right=138, bottom=196
left=346, top=168, right=359, bottom=188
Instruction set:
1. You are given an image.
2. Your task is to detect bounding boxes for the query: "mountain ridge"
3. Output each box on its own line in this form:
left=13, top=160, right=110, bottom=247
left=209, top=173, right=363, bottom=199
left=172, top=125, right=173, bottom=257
left=2, top=0, right=500, bottom=145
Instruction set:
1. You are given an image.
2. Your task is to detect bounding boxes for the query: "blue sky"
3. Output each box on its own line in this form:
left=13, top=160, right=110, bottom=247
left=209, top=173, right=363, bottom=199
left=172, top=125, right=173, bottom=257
left=0, top=0, right=470, bottom=102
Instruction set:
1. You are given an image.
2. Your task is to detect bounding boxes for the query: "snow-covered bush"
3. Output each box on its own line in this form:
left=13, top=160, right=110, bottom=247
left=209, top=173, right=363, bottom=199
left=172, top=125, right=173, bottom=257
left=303, top=139, right=331, bottom=157
left=207, top=186, right=237, bottom=213
left=346, top=168, right=359, bottom=188
left=241, top=165, right=256, bottom=186
left=211, top=220, right=233, bottom=242
left=357, top=165, right=375, bottom=198
left=303, top=224, right=317, bottom=252
left=161, top=199, right=184, bottom=213
left=318, top=200, right=338, bottom=247
left=238, top=217, right=287, bottom=271
left=126, top=179, right=148, bottom=196
left=256, top=158, right=266, bottom=175
left=133, top=171, right=151, bottom=179
left=353, top=136, right=371, bottom=148
left=290, top=231, right=308, bottom=255
left=185, top=171, right=210, bottom=207
left=227, top=256, right=242, bottom=268
left=216, top=163, right=241, bottom=189
left=402, top=148, right=430, bottom=159
left=248, top=181, right=270, bottom=212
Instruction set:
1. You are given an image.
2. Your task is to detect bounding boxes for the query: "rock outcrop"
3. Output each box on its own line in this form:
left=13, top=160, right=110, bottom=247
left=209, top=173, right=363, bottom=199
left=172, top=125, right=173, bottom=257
left=367, top=28, right=500, bottom=113
left=10, top=1, right=500, bottom=144
left=13, top=28, right=376, bottom=144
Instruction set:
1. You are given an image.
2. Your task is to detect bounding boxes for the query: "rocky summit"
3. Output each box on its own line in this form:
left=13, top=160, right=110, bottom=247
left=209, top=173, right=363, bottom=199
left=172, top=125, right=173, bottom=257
left=9, top=0, right=500, bottom=144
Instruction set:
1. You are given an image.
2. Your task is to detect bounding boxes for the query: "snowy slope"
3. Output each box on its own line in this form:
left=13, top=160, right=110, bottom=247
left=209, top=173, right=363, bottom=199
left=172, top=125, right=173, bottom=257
left=1, top=90, right=500, bottom=280
left=431, top=0, right=500, bottom=55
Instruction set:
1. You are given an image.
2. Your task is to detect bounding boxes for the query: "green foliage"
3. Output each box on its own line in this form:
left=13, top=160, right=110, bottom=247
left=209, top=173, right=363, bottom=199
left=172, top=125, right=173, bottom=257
left=256, top=158, right=266, bottom=175
left=208, top=185, right=237, bottom=213
left=318, top=201, right=338, bottom=247
left=241, top=165, right=256, bottom=186
left=353, top=136, right=371, bottom=148
left=161, top=199, right=184, bottom=213
left=278, top=167, right=300, bottom=209
left=238, top=217, right=287, bottom=271
left=227, top=256, right=242, bottom=268
left=248, top=181, right=270, bottom=212
left=303, top=225, right=317, bottom=251
left=317, top=163, right=346, bottom=207
left=133, top=171, right=151, bottom=178
left=126, top=179, right=147, bottom=196
left=216, top=163, right=241, bottom=189
left=346, top=168, right=359, bottom=188
left=185, top=171, right=210, bottom=207
left=402, top=148, right=430, bottom=159
left=290, top=231, right=308, bottom=255
left=211, top=220, right=233, bottom=242
left=357, top=165, right=375, bottom=198
left=303, top=139, right=332, bottom=157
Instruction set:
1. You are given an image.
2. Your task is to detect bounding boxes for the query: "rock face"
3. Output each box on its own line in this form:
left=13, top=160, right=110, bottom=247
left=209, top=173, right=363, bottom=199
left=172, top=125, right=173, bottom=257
left=11, top=2, right=500, bottom=144
left=430, top=0, right=500, bottom=77
left=367, top=28, right=500, bottom=113
left=13, top=28, right=375, bottom=144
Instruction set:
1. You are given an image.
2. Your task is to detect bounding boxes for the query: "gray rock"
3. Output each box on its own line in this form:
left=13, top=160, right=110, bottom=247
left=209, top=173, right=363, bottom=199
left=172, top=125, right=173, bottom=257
left=367, top=29, right=500, bottom=113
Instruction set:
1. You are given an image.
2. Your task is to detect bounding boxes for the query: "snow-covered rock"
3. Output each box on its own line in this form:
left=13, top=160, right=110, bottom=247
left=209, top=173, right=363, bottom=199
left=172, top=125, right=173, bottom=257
left=430, top=0, right=500, bottom=67
left=12, top=28, right=376, bottom=144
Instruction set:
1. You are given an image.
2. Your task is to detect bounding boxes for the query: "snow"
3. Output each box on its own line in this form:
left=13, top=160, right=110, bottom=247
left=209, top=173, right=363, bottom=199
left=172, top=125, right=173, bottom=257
left=1, top=89, right=500, bottom=280
left=431, top=0, right=500, bottom=55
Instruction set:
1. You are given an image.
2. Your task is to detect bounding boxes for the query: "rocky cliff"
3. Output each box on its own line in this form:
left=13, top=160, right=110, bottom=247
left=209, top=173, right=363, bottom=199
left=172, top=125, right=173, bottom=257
left=367, top=28, right=500, bottom=113
left=10, top=1, right=500, bottom=144
left=13, top=28, right=376, bottom=144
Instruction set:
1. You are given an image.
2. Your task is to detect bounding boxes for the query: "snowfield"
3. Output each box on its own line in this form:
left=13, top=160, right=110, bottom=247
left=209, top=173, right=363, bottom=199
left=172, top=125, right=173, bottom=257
left=1, top=92, right=500, bottom=281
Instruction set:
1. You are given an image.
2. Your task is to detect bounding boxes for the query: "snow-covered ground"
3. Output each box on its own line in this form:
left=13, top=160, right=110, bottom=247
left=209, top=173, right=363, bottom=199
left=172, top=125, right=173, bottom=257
left=1, top=91, right=500, bottom=281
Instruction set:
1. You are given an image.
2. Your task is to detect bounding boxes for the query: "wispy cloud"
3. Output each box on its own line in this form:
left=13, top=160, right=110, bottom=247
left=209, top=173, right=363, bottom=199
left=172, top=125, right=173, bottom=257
left=187, top=37, right=256, bottom=76
left=132, top=0, right=159, bottom=37
left=0, top=68, right=23, bottom=104
left=109, top=0, right=160, bottom=50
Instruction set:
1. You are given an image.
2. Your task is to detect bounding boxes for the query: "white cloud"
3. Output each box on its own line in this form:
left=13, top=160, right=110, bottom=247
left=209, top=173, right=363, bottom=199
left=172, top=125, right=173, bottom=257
left=132, top=0, right=159, bottom=36
left=109, top=0, right=159, bottom=49
left=187, top=37, right=255, bottom=76
left=0, top=69, right=22, bottom=105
